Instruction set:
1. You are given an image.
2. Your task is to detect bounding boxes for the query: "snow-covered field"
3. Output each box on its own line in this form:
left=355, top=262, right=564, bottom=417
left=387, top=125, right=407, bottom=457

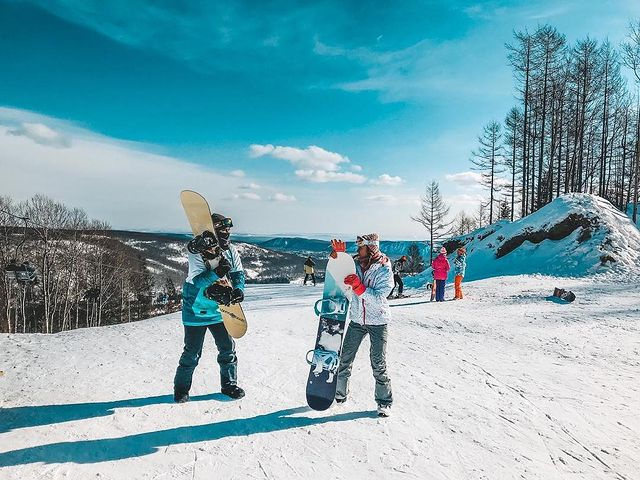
left=1, top=275, right=639, bottom=479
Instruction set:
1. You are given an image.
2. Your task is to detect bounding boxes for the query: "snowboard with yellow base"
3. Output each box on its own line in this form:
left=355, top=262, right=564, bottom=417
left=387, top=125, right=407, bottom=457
left=180, top=190, right=247, bottom=339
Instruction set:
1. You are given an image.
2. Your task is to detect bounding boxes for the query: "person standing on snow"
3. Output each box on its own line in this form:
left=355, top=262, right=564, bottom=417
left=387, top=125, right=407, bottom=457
left=453, top=247, right=466, bottom=300
left=388, top=255, right=407, bottom=299
left=173, top=213, right=246, bottom=403
left=331, top=234, right=395, bottom=417
left=431, top=246, right=450, bottom=302
left=303, top=256, right=316, bottom=286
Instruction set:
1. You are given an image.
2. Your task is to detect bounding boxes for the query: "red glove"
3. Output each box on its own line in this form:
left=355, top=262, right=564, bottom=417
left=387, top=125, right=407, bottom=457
left=344, top=274, right=366, bottom=296
left=330, top=239, right=346, bottom=259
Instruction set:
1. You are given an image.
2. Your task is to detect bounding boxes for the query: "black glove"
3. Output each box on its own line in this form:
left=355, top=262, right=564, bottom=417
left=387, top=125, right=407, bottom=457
left=230, top=288, right=244, bottom=304
left=204, top=283, right=234, bottom=305
left=187, top=231, right=218, bottom=254
left=213, top=256, right=231, bottom=278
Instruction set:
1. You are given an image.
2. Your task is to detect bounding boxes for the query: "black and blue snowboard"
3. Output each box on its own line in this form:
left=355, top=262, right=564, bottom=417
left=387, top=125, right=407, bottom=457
left=305, top=252, right=356, bottom=411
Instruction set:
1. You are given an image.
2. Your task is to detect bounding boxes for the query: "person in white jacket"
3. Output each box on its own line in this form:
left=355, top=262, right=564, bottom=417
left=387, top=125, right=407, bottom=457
left=331, top=233, right=394, bottom=417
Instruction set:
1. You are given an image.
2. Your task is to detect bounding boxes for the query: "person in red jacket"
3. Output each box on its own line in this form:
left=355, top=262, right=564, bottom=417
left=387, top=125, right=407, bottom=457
left=431, top=247, right=450, bottom=302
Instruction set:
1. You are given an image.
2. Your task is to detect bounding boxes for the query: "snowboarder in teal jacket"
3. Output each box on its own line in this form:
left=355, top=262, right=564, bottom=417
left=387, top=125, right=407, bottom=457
left=174, top=213, right=246, bottom=403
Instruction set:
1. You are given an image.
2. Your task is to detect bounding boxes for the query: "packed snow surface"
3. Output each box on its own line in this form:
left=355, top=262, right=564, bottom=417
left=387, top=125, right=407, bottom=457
left=1, top=274, right=639, bottom=479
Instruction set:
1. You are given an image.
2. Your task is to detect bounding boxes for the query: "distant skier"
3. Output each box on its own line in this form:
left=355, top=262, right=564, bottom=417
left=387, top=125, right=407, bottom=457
left=303, top=256, right=316, bottom=286
left=388, top=255, right=407, bottom=298
left=331, top=233, right=394, bottom=417
left=431, top=247, right=450, bottom=302
left=453, top=247, right=466, bottom=300
left=173, top=213, right=246, bottom=403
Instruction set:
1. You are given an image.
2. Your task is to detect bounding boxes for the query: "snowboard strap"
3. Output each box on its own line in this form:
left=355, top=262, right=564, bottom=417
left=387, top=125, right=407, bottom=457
left=306, top=348, right=340, bottom=375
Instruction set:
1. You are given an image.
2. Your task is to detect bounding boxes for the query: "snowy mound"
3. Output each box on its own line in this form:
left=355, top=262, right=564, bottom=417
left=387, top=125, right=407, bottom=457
left=407, top=194, right=640, bottom=287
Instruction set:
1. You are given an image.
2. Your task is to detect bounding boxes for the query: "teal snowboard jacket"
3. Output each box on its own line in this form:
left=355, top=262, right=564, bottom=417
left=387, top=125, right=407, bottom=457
left=453, top=254, right=466, bottom=277
left=181, top=244, right=245, bottom=326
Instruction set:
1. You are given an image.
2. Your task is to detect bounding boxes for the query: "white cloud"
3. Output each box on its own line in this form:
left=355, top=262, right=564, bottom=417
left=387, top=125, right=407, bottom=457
left=365, top=195, right=397, bottom=203
left=248, top=144, right=275, bottom=158
left=239, top=183, right=261, bottom=190
left=350, top=164, right=363, bottom=172
left=0, top=109, right=240, bottom=231
left=446, top=171, right=511, bottom=189
left=233, top=192, right=261, bottom=200
left=315, top=30, right=510, bottom=103
left=449, top=193, right=486, bottom=204
left=7, top=122, right=71, bottom=148
left=372, top=174, right=403, bottom=186
left=249, top=144, right=350, bottom=171
left=295, top=170, right=367, bottom=184
left=270, top=193, right=297, bottom=202
left=364, top=194, right=421, bottom=206
left=446, top=171, right=483, bottom=186
left=0, top=107, right=435, bottom=237
left=230, top=170, right=245, bottom=177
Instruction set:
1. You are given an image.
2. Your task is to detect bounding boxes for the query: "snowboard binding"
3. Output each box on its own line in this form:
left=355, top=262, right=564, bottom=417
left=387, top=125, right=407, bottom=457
left=314, top=297, right=349, bottom=318
left=306, top=348, right=340, bottom=382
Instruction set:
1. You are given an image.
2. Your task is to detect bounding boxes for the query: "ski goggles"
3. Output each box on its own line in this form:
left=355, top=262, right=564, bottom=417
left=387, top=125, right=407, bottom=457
left=356, top=236, right=379, bottom=247
left=214, top=217, right=234, bottom=229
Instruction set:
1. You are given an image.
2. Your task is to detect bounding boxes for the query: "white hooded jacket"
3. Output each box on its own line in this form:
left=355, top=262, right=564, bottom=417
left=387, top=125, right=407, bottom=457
left=347, top=256, right=394, bottom=326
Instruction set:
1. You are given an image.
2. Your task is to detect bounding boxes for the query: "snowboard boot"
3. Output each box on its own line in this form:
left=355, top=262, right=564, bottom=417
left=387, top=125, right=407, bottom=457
left=377, top=404, right=391, bottom=417
left=174, top=390, right=190, bottom=403
left=221, top=384, right=245, bottom=399
left=335, top=397, right=347, bottom=404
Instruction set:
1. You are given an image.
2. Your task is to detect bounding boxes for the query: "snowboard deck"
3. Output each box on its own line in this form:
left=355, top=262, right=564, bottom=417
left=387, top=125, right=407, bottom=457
left=180, top=190, right=248, bottom=339
left=306, top=252, right=356, bottom=411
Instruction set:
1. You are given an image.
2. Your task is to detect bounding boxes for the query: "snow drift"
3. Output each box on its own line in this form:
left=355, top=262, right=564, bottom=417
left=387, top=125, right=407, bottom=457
left=407, top=194, right=640, bottom=287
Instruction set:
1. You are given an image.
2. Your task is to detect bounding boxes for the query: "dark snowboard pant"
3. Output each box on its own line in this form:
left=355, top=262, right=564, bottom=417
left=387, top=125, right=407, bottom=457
left=391, top=274, right=403, bottom=296
left=174, top=323, right=237, bottom=394
left=304, top=273, right=316, bottom=285
left=435, top=279, right=446, bottom=302
left=335, top=322, right=392, bottom=406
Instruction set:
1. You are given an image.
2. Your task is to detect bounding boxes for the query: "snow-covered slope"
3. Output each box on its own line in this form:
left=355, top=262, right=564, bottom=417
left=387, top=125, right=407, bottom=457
left=1, top=275, right=639, bottom=479
left=407, top=194, right=640, bottom=288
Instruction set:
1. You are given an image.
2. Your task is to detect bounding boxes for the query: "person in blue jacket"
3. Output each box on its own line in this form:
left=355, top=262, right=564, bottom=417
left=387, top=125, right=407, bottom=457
left=173, top=213, right=246, bottom=403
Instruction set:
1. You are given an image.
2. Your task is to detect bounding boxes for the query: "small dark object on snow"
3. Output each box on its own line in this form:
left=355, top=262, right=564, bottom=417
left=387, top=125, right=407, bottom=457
left=553, top=287, right=576, bottom=302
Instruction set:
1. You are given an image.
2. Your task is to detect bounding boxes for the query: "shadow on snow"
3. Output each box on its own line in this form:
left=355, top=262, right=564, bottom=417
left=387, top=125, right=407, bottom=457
left=0, top=404, right=376, bottom=466
left=0, top=393, right=227, bottom=434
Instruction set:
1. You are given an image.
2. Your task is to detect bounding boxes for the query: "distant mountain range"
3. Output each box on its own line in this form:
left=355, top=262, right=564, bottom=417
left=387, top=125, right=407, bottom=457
left=109, top=231, right=430, bottom=288
left=254, top=236, right=430, bottom=260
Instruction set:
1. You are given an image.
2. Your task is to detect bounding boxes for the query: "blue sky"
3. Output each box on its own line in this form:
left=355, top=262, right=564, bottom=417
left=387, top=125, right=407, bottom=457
left=1, top=0, right=639, bottom=238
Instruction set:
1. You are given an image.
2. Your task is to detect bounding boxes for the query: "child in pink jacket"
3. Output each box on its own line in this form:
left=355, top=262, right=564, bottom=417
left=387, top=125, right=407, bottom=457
left=431, top=247, right=450, bottom=302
